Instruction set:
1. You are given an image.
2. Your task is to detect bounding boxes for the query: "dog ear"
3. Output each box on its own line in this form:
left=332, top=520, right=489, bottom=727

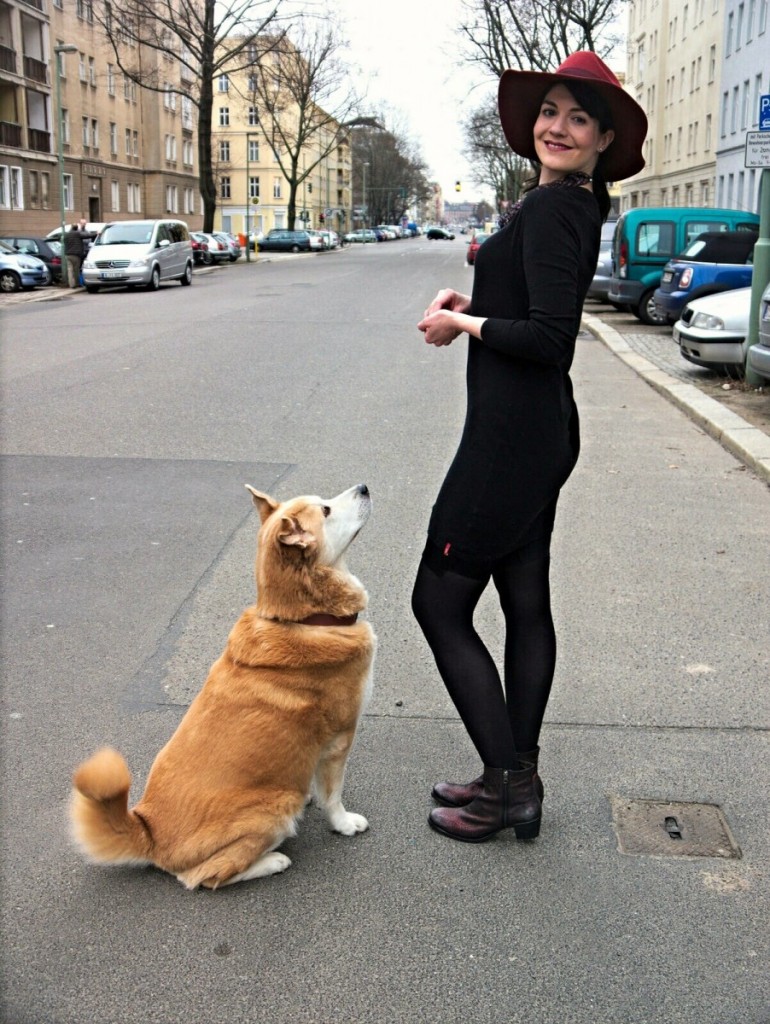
left=277, top=515, right=316, bottom=551
left=246, top=485, right=279, bottom=524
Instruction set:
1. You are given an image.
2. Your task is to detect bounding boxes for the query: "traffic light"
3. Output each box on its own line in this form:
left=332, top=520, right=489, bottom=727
left=455, top=180, right=461, bottom=192
left=319, top=212, right=325, bottom=223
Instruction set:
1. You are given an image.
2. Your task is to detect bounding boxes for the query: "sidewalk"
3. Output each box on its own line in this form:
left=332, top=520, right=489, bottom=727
left=583, top=309, right=770, bottom=484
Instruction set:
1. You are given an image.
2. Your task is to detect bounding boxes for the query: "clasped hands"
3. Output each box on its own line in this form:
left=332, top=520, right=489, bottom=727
left=418, top=289, right=471, bottom=347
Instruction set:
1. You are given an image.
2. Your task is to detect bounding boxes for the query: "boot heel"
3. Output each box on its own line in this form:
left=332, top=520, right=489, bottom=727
left=513, top=817, right=541, bottom=841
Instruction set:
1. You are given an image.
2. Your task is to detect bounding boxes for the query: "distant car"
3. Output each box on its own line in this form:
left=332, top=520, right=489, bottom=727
left=747, top=281, right=770, bottom=383
left=45, top=222, right=104, bottom=253
left=0, top=235, right=63, bottom=282
left=214, top=232, right=241, bottom=262
left=673, top=287, right=751, bottom=375
left=427, top=227, right=455, bottom=240
left=190, top=232, right=210, bottom=265
left=344, top=230, right=378, bottom=244
left=466, top=232, right=491, bottom=266
left=317, top=230, right=339, bottom=249
left=258, top=229, right=323, bottom=253
left=587, top=218, right=619, bottom=303
left=195, top=232, right=229, bottom=264
left=653, top=230, right=758, bottom=324
left=0, top=239, right=50, bottom=292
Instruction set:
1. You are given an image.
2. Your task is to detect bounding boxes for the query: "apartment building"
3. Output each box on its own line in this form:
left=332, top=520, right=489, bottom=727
left=621, top=0, right=767, bottom=213
left=211, top=46, right=351, bottom=238
left=0, top=0, right=201, bottom=234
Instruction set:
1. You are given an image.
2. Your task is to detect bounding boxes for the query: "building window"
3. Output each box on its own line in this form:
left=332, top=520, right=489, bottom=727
left=220, top=176, right=231, bottom=199
left=91, top=118, right=99, bottom=149
left=79, top=52, right=86, bottom=81
left=61, top=108, right=70, bottom=144
left=273, top=177, right=282, bottom=199
left=165, top=185, right=178, bottom=212
left=29, top=170, right=39, bottom=207
left=89, top=57, right=96, bottom=86
left=219, top=107, right=230, bottom=126
left=82, top=116, right=90, bottom=147
left=218, top=75, right=229, bottom=92
left=248, top=106, right=258, bottom=126
left=248, top=139, right=259, bottom=161
left=41, top=171, right=50, bottom=208
left=63, top=173, right=74, bottom=211
left=127, top=182, right=141, bottom=213
left=184, top=187, right=195, bottom=214
left=125, top=128, right=131, bottom=156
left=219, top=140, right=230, bottom=161
left=249, top=176, right=260, bottom=200
left=110, top=122, right=117, bottom=154
left=111, top=180, right=120, bottom=211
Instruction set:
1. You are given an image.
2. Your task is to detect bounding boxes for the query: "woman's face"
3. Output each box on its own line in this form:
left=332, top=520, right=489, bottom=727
left=533, top=84, right=615, bottom=184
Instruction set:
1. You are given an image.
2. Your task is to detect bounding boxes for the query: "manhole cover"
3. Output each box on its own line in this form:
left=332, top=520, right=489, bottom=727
left=610, top=798, right=741, bottom=859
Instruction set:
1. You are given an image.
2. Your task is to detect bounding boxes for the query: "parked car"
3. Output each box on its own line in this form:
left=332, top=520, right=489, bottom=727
left=673, top=287, right=751, bottom=375
left=213, top=232, right=241, bottom=262
left=427, top=227, right=456, bottom=240
left=653, top=230, right=758, bottom=324
left=747, top=281, right=770, bottom=382
left=587, top=218, right=619, bottom=303
left=608, top=207, right=760, bottom=325
left=0, top=236, right=63, bottom=282
left=81, top=219, right=193, bottom=292
left=257, top=229, right=324, bottom=253
left=317, top=230, right=339, bottom=249
left=196, top=232, right=230, bottom=264
left=190, top=232, right=210, bottom=265
left=466, top=232, right=491, bottom=266
left=343, top=230, right=378, bottom=244
left=0, top=240, right=51, bottom=292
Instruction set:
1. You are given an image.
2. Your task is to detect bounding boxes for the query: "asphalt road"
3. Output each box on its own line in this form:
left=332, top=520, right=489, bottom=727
left=2, top=239, right=768, bottom=1023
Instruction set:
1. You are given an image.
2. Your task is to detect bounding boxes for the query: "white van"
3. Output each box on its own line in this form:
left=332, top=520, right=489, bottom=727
left=82, top=219, right=193, bottom=292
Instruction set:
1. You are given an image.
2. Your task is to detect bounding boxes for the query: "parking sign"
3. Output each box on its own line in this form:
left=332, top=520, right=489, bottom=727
left=760, top=94, right=770, bottom=131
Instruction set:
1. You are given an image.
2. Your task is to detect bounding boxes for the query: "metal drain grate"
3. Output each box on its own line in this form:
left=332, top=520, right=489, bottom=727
left=610, top=797, right=741, bottom=859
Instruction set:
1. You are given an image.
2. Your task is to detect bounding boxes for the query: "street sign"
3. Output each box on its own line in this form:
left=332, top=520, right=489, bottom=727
left=745, top=132, right=770, bottom=167
left=760, top=94, right=770, bottom=131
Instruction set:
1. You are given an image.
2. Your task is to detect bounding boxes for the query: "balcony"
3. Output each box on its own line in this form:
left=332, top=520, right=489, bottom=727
left=0, top=45, right=17, bottom=74
left=19, top=0, right=45, bottom=10
left=0, top=121, right=22, bottom=147
left=28, top=127, right=50, bottom=151
left=23, top=54, right=48, bottom=84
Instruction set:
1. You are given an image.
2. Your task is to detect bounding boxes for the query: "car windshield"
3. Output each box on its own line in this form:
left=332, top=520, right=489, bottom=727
left=0, top=240, right=15, bottom=254
left=96, top=224, right=153, bottom=245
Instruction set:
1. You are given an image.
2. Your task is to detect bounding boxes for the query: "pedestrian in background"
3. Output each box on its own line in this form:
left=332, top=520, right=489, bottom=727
left=64, top=219, right=87, bottom=288
left=412, top=53, right=648, bottom=843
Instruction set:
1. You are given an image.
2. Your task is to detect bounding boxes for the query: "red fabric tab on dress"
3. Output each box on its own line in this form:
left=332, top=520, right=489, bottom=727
left=443, top=542, right=451, bottom=556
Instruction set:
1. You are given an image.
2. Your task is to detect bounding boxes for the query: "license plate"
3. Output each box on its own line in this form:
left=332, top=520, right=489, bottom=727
left=662, top=271, right=673, bottom=284
left=100, top=271, right=126, bottom=280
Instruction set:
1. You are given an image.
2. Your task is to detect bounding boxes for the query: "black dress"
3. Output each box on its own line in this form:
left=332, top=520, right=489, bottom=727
left=426, top=184, right=601, bottom=567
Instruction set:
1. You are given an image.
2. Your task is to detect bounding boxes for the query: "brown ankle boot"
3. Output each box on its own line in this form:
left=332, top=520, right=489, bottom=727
left=428, top=764, right=541, bottom=843
left=431, top=747, right=544, bottom=807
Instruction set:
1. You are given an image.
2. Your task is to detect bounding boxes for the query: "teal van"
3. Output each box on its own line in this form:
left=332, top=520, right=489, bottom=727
left=608, top=207, right=760, bottom=325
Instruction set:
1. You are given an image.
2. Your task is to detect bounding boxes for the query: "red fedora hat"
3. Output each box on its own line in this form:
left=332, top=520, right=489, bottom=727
left=498, top=51, right=648, bottom=182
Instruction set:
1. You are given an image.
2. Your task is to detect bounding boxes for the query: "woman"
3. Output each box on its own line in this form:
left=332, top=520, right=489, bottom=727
left=412, top=52, right=647, bottom=843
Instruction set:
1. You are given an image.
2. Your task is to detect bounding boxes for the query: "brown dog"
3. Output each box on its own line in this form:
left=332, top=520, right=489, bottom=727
left=71, top=484, right=375, bottom=889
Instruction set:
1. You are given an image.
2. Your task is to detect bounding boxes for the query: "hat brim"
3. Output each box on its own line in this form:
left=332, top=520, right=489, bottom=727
left=498, top=69, right=648, bottom=182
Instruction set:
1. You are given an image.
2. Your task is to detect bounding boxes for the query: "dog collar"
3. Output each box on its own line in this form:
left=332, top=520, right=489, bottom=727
left=298, top=613, right=358, bottom=626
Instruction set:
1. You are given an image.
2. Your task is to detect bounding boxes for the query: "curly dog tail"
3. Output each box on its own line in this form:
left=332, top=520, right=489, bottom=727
left=71, top=747, right=152, bottom=865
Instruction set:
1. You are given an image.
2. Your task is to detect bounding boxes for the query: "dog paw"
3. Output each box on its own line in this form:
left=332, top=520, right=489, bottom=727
left=332, top=811, right=369, bottom=836
left=259, top=852, right=292, bottom=876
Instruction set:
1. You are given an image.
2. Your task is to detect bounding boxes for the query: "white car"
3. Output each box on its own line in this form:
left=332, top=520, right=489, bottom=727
left=747, top=281, right=770, bottom=382
left=673, top=287, right=751, bottom=374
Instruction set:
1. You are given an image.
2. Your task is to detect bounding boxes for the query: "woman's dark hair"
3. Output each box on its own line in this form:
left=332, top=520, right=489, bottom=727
left=521, top=80, right=615, bottom=222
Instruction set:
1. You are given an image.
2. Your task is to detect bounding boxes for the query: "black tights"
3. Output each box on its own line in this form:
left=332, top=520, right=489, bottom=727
left=411, top=546, right=556, bottom=769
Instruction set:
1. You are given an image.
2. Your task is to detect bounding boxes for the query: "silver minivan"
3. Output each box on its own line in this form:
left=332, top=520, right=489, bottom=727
left=82, top=219, right=193, bottom=292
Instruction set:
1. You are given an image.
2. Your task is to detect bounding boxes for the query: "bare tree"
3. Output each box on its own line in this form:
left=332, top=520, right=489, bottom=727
left=351, top=123, right=433, bottom=226
left=93, top=0, right=284, bottom=230
left=462, top=96, right=529, bottom=210
left=246, top=21, right=368, bottom=230
left=458, top=0, right=626, bottom=75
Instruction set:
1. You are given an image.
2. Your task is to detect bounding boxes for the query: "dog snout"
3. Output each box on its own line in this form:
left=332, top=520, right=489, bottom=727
left=357, top=484, right=369, bottom=497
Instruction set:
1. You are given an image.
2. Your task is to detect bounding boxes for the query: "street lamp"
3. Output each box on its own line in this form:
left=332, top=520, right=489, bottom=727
left=54, top=43, right=77, bottom=285
left=245, top=131, right=259, bottom=263
left=362, top=161, right=369, bottom=243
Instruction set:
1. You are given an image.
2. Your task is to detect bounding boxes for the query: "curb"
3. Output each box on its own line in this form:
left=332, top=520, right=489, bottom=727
left=582, top=311, right=770, bottom=485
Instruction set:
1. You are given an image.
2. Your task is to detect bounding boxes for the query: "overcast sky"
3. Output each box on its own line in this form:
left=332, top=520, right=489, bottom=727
left=329, top=0, right=496, bottom=202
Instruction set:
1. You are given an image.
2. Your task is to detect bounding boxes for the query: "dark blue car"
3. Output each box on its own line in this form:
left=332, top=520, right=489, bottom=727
left=654, top=230, right=758, bottom=325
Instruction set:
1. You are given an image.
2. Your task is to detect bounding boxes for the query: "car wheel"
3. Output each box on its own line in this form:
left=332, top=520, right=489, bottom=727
left=180, top=262, right=193, bottom=286
left=146, top=265, right=161, bottom=291
left=85, top=285, right=100, bottom=294
left=0, top=269, right=21, bottom=293
left=291, top=244, right=301, bottom=253
left=203, top=251, right=212, bottom=266
left=636, top=288, right=668, bottom=326
left=229, top=254, right=237, bottom=262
